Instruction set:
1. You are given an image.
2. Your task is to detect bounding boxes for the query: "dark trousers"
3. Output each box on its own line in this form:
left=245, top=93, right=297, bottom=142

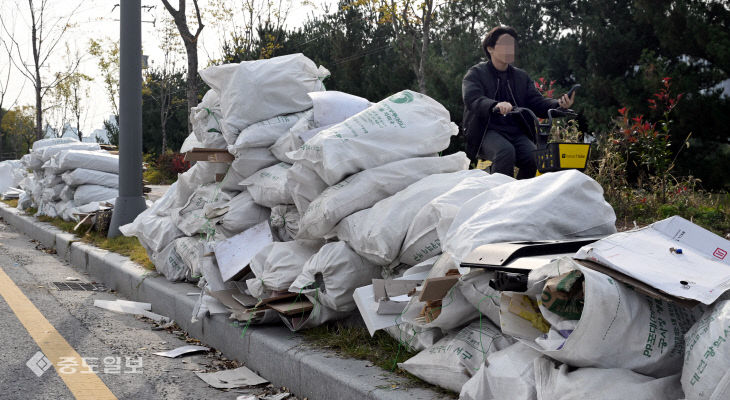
left=479, top=129, right=537, bottom=179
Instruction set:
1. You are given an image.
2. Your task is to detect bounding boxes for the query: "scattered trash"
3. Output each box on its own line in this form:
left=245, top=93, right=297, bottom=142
left=195, top=366, right=268, bottom=389
left=8, top=51, right=722, bottom=397
left=153, top=345, right=210, bottom=358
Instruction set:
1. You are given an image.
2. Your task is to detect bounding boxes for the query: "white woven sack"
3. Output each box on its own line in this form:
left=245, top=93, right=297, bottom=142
left=287, top=90, right=458, bottom=185
left=49, top=149, right=119, bottom=174
left=247, top=240, right=323, bottom=298
left=286, top=160, right=328, bottom=215
left=173, top=162, right=229, bottom=208
left=269, top=204, right=299, bottom=241
left=199, top=53, right=329, bottom=140
left=213, top=190, right=270, bottom=238
left=62, top=168, right=118, bottom=188
left=297, top=152, right=470, bottom=240
left=190, top=89, right=226, bottom=148
left=228, top=110, right=308, bottom=153
left=460, top=342, right=543, bottom=400
left=521, top=257, right=700, bottom=378
left=400, top=173, right=514, bottom=265
left=337, top=169, right=485, bottom=266
left=681, top=300, right=730, bottom=400
left=534, top=358, right=683, bottom=400
left=308, top=91, right=371, bottom=127
left=31, top=137, right=77, bottom=152
left=40, top=142, right=100, bottom=162
left=398, top=320, right=513, bottom=393
left=73, top=184, right=118, bottom=206
left=442, top=170, right=617, bottom=263
left=240, top=162, right=293, bottom=208
left=289, top=241, right=380, bottom=312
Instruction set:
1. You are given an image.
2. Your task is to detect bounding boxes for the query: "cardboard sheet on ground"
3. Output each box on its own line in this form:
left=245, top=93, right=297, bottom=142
left=215, top=221, right=273, bottom=282
left=574, top=216, right=730, bottom=304
left=153, top=345, right=209, bottom=358
left=354, top=271, right=429, bottom=336
left=195, top=366, right=268, bottom=388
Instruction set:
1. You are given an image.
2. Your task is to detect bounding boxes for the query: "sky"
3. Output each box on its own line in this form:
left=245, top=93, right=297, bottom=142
left=0, top=0, right=336, bottom=137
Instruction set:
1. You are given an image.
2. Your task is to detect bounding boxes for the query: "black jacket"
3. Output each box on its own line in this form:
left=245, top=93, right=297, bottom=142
left=462, top=61, right=559, bottom=161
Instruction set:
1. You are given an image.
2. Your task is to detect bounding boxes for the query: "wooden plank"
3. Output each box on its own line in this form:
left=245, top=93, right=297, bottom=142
left=184, top=148, right=234, bottom=163
left=255, top=292, right=297, bottom=308
left=418, top=275, right=460, bottom=302
left=268, top=299, right=314, bottom=315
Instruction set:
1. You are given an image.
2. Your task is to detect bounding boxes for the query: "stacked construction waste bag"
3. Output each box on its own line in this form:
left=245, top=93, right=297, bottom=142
left=15, top=138, right=120, bottom=220
left=116, top=53, right=728, bottom=399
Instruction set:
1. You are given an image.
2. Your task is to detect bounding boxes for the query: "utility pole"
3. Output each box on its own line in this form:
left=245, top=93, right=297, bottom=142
left=108, top=0, right=146, bottom=238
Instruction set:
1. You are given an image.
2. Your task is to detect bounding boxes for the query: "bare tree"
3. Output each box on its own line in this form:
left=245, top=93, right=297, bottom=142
left=0, top=22, right=26, bottom=154
left=161, top=0, right=204, bottom=134
left=0, top=0, right=82, bottom=140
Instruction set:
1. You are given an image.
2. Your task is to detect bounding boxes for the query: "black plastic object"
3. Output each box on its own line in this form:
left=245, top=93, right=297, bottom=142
left=489, top=271, right=529, bottom=292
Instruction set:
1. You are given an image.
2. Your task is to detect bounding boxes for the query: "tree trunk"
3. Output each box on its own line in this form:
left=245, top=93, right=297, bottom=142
left=417, top=0, right=433, bottom=95
left=184, top=41, right=198, bottom=135
left=35, top=74, right=42, bottom=140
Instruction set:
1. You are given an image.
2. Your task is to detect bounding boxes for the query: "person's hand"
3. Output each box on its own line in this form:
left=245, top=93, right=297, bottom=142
left=558, top=92, right=575, bottom=109
left=494, top=101, right=513, bottom=115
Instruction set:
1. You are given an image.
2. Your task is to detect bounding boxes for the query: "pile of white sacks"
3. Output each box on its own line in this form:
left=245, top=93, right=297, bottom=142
left=15, top=137, right=120, bottom=220
left=116, top=53, right=723, bottom=398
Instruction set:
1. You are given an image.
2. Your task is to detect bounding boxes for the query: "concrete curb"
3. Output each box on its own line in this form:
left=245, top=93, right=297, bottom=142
left=0, top=203, right=442, bottom=400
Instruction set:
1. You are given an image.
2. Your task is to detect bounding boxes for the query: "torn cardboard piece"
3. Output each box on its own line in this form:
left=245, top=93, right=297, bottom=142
left=184, top=148, right=235, bottom=163
left=418, top=274, right=460, bottom=302
left=574, top=215, right=730, bottom=304
left=216, top=221, right=273, bottom=282
left=195, top=366, right=268, bottom=389
left=372, top=279, right=421, bottom=315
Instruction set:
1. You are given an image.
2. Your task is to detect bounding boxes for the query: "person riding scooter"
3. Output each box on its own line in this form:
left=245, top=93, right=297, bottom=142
left=462, top=26, right=575, bottom=179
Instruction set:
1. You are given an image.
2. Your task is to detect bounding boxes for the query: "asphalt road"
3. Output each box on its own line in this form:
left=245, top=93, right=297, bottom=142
left=0, top=218, right=291, bottom=400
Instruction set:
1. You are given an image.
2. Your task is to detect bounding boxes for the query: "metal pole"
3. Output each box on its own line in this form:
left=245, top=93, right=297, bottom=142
left=108, top=0, right=146, bottom=238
